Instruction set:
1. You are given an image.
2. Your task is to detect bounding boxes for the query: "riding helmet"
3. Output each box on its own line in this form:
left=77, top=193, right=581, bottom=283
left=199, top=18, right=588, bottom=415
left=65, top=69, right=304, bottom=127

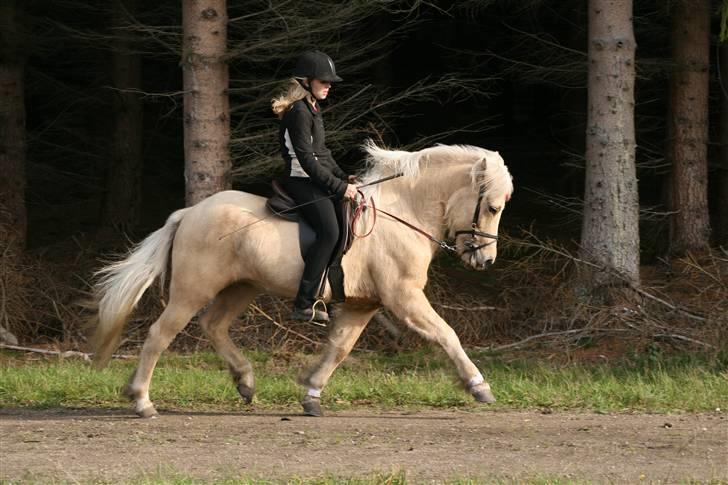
left=293, top=51, right=343, bottom=82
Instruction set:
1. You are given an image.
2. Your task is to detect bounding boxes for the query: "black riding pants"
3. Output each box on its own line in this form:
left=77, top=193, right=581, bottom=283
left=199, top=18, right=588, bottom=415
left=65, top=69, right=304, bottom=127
left=281, top=178, right=341, bottom=309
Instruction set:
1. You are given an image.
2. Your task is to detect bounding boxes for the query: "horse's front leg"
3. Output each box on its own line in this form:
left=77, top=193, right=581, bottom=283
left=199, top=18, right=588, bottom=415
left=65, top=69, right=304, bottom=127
left=299, top=304, right=379, bottom=416
left=384, top=288, right=496, bottom=403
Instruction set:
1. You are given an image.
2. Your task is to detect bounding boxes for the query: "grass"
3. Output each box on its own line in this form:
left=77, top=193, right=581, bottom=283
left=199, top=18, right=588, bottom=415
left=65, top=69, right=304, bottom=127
left=0, top=347, right=726, bottom=413
left=0, top=469, right=653, bottom=484
left=1, top=470, right=410, bottom=485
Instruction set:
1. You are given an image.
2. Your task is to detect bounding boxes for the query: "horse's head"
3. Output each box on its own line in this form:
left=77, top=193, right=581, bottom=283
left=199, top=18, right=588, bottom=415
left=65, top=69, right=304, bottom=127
left=362, top=142, right=513, bottom=269
left=445, top=150, right=513, bottom=270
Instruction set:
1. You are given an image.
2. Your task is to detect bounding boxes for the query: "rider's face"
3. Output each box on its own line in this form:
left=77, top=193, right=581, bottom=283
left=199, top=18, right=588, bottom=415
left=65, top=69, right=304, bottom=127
left=310, top=79, right=331, bottom=100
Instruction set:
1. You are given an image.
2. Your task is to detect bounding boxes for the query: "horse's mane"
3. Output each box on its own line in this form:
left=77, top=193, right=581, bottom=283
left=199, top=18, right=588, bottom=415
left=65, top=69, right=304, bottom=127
left=361, top=140, right=513, bottom=199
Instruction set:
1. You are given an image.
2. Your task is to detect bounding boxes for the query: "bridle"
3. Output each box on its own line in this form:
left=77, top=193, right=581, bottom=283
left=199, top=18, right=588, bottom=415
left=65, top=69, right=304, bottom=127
left=453, top=186, right=499, bottom=254
left=354, top=185, right=498, bottom=257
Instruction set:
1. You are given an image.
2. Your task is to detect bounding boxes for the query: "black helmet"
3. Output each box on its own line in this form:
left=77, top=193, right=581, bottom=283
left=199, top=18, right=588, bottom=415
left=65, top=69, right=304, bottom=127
left=293, top=51, right=343, bottom=82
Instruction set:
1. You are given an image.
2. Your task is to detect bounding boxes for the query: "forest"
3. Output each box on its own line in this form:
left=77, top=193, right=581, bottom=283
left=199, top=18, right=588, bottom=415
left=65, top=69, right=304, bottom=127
left=1, top=0, right=726, bottom=354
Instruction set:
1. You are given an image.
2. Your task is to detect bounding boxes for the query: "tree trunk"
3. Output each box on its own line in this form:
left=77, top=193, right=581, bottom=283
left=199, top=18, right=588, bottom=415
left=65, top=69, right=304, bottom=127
left=718, top=42, right=728, bottom=246
left=579, top=0, right=640, bottom=296
left=182, top=0, right=231, bottom=207
left=103, top=0, right=143, bottom=232
left=0, top=0, right=27, bottom=253
left=666, top=0, right=711, bottom=255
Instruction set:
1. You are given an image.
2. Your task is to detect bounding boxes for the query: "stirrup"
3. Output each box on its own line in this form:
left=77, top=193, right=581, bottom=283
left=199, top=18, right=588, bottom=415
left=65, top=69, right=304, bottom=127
left=310, top=299, right=329, bottom=326
left=289, top=302, right=328, bottom=326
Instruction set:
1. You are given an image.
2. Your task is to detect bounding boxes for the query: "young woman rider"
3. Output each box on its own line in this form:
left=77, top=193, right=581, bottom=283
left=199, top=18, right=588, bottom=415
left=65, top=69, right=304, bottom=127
left=271, top=51, right=357, bottom=324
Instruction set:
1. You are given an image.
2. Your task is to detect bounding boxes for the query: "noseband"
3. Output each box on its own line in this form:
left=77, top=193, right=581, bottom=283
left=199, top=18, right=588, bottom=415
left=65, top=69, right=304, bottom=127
left=453, top=187, right=498, bottom=254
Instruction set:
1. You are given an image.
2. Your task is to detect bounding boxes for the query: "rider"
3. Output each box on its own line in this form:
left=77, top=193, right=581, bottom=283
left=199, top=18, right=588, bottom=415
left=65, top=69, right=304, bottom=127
left=272, top=51, right=358, bottom=323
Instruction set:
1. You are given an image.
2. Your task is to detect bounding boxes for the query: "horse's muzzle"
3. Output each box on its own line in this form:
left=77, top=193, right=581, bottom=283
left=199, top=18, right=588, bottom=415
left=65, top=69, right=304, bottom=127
left=463, top=252, right=495, bottom=270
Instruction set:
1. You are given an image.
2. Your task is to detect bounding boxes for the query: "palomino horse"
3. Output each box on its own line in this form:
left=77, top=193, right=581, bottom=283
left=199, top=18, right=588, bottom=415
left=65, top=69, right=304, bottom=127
left=89, top=142, right=513, bottom=417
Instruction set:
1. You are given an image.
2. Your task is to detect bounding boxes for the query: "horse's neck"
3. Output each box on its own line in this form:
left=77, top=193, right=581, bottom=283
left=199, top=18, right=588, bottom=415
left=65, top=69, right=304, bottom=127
left=377, top=165, right=471, bottom=239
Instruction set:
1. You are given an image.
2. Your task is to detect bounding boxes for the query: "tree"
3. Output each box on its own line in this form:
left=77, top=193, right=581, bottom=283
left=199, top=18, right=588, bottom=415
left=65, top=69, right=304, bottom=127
left=579, top=0, right=640, bottom=295
left=103, top=0, right=144, bottom=232
left=719, top=41, right=728, bottom=246
left=0, top=0, right=27, bottom=253
left=182, top=0, right=230, bottom=206
left=666, top=0, right=711, bottom=255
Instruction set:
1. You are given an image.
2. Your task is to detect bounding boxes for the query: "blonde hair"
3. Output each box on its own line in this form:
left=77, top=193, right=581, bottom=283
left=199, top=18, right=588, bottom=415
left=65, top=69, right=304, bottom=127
left=271, top=78, right=308, bottom=118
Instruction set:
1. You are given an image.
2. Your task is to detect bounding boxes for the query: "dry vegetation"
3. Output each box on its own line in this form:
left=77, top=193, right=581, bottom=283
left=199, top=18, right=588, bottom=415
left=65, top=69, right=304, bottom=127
left=2, top=224, right=726, bottom=359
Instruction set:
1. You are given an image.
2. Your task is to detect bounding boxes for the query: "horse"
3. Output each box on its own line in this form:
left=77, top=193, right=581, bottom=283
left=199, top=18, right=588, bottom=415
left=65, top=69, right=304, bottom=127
left=88, top=141, right=514, bottom=418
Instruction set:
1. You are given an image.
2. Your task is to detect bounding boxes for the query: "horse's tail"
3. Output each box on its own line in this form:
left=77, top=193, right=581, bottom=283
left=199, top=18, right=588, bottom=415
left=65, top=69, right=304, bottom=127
left=89, top=208, right=190, bottom=368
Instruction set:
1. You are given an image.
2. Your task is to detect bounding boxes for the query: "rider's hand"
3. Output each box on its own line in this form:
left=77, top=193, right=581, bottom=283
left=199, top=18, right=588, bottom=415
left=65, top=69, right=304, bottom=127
left=344, top=184, right=358, bottom=200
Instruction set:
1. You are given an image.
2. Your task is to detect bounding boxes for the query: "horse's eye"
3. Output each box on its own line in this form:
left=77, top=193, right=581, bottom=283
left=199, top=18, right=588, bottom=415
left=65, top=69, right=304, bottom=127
left=489, top=206, right=499, bottom=215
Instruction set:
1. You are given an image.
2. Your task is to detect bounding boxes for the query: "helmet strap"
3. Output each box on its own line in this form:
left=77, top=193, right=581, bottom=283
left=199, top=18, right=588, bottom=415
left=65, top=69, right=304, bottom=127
left=296, top=77, right=323, bottom=102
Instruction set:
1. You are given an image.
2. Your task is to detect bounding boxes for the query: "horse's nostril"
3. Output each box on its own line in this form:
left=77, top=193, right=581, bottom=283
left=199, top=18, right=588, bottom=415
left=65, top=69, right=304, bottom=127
left=483, top=259, right=494, bottom=269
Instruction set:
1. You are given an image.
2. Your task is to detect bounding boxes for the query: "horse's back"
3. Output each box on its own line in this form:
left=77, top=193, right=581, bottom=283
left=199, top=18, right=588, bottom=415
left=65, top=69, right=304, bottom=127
left=201, top=189, right=268, bottom=213
left=171, top=190, right=301, bottom=292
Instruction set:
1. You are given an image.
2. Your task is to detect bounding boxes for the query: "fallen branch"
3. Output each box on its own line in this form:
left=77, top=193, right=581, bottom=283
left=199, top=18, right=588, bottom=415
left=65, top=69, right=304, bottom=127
left=474, top=329, right=586, bottom=352
left=634, top=287, right=706, bottom=322
left=435, top=304, right=499, bottom=311
left=653, top=333, right=715, bottom=348
left=0, top=343, right=135, bottom=360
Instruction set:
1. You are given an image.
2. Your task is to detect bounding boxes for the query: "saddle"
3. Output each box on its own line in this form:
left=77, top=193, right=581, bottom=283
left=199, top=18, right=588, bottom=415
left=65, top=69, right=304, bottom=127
left=266, top=180, right=354, bottom=302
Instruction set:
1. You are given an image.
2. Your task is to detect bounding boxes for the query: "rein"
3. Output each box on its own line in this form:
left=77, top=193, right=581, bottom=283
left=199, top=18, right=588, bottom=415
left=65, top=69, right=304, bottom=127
left=353, top=198, right=456, bottom=253
left=350, top=185, right=498, bottom=256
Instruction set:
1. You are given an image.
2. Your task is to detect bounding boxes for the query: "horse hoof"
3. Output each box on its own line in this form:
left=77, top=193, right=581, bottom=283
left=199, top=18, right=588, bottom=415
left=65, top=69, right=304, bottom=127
left=237, top=383, right=255, bottom=404
left=136, top=405, right=159, bottom=419
left=471, top=383, right=496, bottom=404
left=301, top=395, right=323, bottom=417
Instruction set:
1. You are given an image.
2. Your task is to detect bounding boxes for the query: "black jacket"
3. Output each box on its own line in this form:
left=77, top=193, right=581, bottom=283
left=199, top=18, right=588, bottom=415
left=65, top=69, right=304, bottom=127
left=279, top=99, right=348, bottom=198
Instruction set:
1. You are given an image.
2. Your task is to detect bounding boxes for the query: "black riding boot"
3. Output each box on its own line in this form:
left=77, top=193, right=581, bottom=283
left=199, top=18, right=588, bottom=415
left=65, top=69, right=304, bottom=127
left=290, top=277, right=329, bottom=324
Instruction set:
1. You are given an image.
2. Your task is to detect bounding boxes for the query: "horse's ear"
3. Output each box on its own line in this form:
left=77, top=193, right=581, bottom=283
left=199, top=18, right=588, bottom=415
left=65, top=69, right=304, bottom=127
left=480, top=155, right=488, bottom=172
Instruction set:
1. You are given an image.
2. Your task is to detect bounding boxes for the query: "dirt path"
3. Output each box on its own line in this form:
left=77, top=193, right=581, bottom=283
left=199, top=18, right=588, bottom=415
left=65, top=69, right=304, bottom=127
left=1, top=407, right=726, bottom=483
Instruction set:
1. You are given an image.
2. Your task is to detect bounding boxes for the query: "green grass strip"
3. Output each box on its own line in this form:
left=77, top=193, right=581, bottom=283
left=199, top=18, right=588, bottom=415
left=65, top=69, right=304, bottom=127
left=0, top=468, right=653, bottom=484
left=5, top=470, right=722, bottom=485
left=1, top=349, right=726, bottom=412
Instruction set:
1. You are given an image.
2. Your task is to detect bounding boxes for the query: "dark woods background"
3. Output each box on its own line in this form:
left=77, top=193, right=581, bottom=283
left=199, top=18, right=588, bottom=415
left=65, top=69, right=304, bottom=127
left=17, top=1, right=722, bottom=246
left=1, top=0, right=726, bottom=349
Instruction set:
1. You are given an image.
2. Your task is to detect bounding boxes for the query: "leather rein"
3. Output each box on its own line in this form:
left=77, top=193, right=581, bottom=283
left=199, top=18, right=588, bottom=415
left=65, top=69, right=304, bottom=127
left=352, top=185, right=498, bottom=256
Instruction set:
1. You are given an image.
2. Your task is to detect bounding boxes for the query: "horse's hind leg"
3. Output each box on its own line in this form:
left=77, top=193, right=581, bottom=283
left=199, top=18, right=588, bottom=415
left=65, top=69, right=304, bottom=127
left=124, top=294, right=208, bottom=418
left=299, top=304, right=379, bottom=416
left=199, top=283, right=259, bottom=404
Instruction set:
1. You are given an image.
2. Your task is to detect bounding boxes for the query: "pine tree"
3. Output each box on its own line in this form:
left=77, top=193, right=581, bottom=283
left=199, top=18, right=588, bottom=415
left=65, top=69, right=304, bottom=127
left=666, top=0, right=711, bottom=254
left=0, top=0, right=27, bottom=252
left=579, top=0, right=640, bottom=297
left=182, top=0, right=231, bottom=206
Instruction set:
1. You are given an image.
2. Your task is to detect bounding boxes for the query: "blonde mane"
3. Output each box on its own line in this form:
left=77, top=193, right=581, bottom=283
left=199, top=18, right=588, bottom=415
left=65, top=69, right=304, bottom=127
left=361, top=141, right=513, bottom=200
